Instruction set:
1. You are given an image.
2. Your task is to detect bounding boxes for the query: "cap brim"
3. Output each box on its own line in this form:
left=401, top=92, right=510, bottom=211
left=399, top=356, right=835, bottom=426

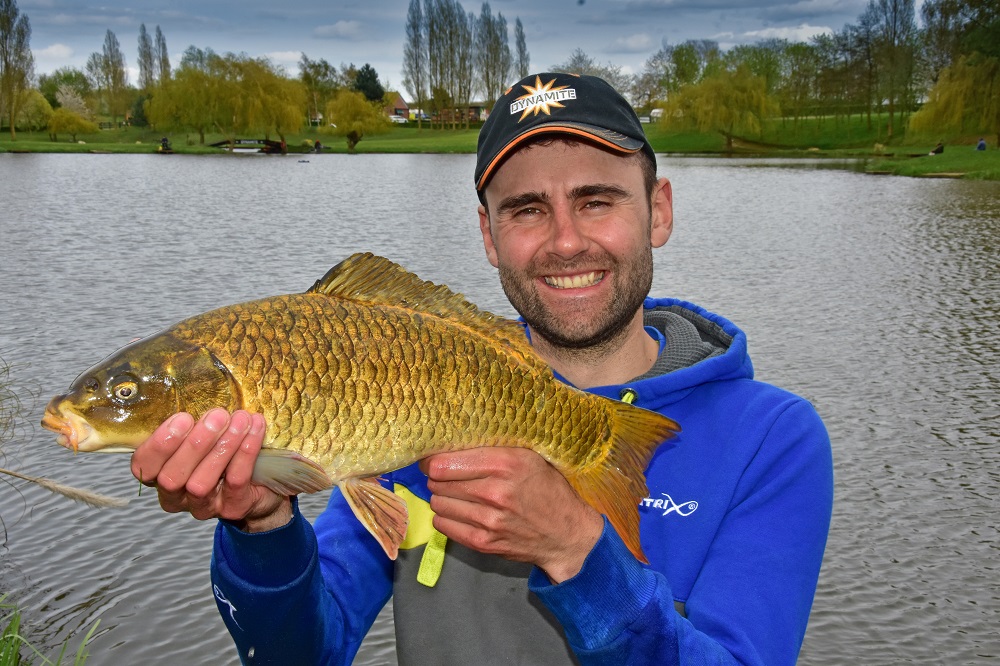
left=476, top=122, right=645, bottom=191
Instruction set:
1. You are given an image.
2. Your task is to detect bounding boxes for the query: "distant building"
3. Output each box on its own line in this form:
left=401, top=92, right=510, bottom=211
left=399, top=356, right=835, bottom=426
left=385, top=93, right=409, bottom=120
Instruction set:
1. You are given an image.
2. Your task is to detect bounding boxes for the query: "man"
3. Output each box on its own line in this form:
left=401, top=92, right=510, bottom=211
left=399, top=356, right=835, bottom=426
left=132, top=73, right=833, bottom=665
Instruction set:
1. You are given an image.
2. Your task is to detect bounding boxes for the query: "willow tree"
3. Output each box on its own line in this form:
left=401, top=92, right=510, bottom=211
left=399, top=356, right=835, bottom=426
left=663, top=65, right=780, bottom=150
left=910, top=54, right=999, bottom=146
left=0, top=0, right=34, bottom=139
left=146, top=62, right=218, bottom=143
left=238, top=57, right=306, bottom=144
left=48, top=107, right=99, bottom=141
left=323, top=89, right=389, bottom=152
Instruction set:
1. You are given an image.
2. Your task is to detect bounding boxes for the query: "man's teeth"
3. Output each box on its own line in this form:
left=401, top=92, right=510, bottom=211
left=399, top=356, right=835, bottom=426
left=544, top=271, right=604, bottom=289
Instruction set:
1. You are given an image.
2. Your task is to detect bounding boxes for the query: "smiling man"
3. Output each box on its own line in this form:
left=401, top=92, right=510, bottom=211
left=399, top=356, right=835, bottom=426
left=131, top=73, right=833, bottom=665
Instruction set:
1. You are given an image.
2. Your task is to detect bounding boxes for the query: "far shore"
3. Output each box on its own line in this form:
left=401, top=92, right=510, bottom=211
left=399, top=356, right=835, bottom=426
left=2, top=124, right=997, bottom=181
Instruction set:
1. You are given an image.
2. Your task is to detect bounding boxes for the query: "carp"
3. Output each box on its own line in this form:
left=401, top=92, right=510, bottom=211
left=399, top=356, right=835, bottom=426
left=42, top=253, right=679, bottom=561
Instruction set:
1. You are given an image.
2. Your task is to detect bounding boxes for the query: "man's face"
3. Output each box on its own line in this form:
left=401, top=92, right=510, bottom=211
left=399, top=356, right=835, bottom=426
left=479, top=141, right=672, bottom=350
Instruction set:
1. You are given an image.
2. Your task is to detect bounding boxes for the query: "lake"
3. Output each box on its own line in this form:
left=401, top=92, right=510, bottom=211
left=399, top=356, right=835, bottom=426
left=1, top=152, right=997, bottom=664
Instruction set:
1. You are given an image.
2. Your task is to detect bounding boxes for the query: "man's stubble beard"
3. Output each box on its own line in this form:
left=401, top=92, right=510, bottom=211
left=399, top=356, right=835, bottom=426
left=497, top=244, right=654, bottom=354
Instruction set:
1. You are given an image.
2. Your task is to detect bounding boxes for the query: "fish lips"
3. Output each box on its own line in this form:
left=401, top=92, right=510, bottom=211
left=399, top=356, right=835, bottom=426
left=41, top=400, right=93, bottom=453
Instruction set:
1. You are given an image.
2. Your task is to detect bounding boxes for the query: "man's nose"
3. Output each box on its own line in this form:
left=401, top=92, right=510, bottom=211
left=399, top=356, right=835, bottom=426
left=546, top=207, right=589, bottom=257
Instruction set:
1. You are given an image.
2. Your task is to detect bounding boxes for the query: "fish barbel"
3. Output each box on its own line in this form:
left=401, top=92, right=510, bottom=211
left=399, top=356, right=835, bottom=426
left=42, top=253, right=679, bottom=561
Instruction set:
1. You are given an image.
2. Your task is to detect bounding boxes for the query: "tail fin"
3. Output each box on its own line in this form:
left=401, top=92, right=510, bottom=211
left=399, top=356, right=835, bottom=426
left=566, top=403, right=680, bottom=564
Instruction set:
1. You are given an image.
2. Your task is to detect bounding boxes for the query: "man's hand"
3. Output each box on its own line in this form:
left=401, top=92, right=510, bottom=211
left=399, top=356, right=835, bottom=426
left=130, top=408, right=292, bottom=532
left=421, top=447, right=604, bottom=584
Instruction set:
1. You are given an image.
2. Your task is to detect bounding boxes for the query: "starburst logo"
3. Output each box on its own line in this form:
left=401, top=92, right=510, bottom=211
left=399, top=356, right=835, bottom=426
left=509, top=76, right=576, bottom=121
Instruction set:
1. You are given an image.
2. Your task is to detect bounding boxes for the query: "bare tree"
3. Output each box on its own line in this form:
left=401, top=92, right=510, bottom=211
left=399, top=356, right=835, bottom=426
left=0, top=0, right=34, bottom=139
left=456, top=8, right=476, bottom=128
left=514, top=18, right=529, bottom=79
left=88, top=29, right=130, bottom=123
left=552, top=48, right=633, bottom=99
left=402, top=0, right=428, bottom=128
left=137, top=23, right=154, bottom=91
left=866, top=0, right=918, bottom=137
left=154, top=25, right=170, bottom=82
left=475, top=2, right=512, bottom=110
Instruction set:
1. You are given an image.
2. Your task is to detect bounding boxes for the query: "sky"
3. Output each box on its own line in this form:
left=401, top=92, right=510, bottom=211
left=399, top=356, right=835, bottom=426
left=22, top=0, right=885, bottom=96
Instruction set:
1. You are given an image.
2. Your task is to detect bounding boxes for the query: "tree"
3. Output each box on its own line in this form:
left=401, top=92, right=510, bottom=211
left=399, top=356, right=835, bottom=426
left=56, top=83, right=92, bottom=118
left=87, top=29, right=130, bottom=123
left=455, top=8, right=476, bottom=129
left=0, top=0, right=34, bottom=139
left=16, top=88, right=50, bottom=130
left=551, top=48, right=632, bottom=99
left=663, top=65, right=780, bottom=150
left=137, top=23, right=154, bottom=91
left=47, top=106, right=98, bottom=141
left=300, top=53, right=340, bottom=126
left=475, top=2, right=512, bottom=110
left=426, top=0, right=474, bottom=128
left=402, top=0, right=428, bottom=128
left=324, top=88, right=390, bottom=151
left=514, top=18, right=529, bottom=79
left=154, top=26, right=170, bottom=82
left=353, top=63, right=384, bottom=102
left=910, top=54, right=999, bottom=145
left=38, top=66, right=91, bottom=108
left=148, top=52, right=307, bottom=145
left=865, top=0, right=918, bottom=137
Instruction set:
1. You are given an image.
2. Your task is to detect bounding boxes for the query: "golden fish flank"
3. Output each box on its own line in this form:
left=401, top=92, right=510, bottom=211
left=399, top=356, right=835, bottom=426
left=42, top=253, right=680, bottom=561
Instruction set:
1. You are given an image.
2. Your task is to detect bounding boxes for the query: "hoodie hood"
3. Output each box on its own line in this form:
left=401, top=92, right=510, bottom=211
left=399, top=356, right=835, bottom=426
left=585, top=297, right=754, bottom=410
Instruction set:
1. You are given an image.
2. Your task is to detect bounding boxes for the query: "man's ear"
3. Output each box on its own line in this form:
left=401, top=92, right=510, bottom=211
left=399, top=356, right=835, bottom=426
left=650, top=177, right=673, bottom=248
left=478, top=204, right=500, bottom=268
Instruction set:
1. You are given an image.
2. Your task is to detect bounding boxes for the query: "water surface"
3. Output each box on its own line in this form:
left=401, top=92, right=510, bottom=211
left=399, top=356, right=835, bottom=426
left=1, top=152, right=997, bottom=664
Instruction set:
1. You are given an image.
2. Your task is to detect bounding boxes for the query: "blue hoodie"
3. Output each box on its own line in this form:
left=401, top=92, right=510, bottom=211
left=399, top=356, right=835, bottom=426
left=210, top=298, right=833, bottom=665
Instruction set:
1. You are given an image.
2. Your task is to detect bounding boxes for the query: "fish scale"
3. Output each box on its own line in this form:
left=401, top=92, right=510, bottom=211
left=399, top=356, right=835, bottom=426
left=42, top=252, right=680, bottom=562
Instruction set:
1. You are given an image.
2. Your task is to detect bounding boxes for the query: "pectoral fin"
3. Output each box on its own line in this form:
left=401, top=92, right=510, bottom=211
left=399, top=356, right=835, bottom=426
left=339, top=477, right=409, bottom=560
left=251, top=449, right=334, bottom=495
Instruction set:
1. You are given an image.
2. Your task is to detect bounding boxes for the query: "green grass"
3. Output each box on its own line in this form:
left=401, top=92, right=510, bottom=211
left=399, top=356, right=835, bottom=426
left=0, top=596, right=98, bottom=666
left=867, top=148, right=1000, bottom=179
left=2, top=119, right=997, bottom=179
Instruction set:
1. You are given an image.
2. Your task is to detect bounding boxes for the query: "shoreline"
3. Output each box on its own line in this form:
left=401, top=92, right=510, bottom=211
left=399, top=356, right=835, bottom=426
left=2, top=128, right=997, bottom=180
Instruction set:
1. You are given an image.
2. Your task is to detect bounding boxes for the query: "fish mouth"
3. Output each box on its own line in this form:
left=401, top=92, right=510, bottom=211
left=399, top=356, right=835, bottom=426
left=41, top=405, right=93, bottom=453
left=543, top=271, right=605, bottom=289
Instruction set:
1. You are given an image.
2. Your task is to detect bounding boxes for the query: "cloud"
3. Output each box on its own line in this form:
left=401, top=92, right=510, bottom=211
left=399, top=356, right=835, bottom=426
left=313, top=21, right=363, bottom=40
left=741, top=22, right=834, bottom=42
left=266, top=50, right=302, bottom=64
left=609, top=33, right=655, bottom=53
left=34, top=43, right=73, bottom=59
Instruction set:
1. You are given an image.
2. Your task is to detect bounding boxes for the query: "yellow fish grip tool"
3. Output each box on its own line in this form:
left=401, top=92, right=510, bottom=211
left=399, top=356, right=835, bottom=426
left=394, top=484, right=448, bottom=587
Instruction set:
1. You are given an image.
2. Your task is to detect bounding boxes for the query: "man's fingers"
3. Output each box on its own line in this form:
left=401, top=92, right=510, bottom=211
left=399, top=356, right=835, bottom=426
left=186, top=410, right=254, bottom=498
left=423, top=448, right=523, bottom=482
left=224, top=413, right=266, bottom=489
left=155, top=408, right=230, bottom=494
left=130, top=412, right=194, bottom=485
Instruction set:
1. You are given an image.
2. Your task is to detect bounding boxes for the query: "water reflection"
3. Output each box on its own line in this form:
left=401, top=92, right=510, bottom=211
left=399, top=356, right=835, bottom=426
left=1, top=153, right=997, bottom=664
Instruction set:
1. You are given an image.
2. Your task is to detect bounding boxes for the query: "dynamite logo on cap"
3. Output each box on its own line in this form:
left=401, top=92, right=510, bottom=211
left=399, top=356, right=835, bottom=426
left=509, top=76, right=577, bottom=120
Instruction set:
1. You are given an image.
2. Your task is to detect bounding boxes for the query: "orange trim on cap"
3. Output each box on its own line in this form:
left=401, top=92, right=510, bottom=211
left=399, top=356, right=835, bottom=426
left=476, top=125, right=640, bottom=190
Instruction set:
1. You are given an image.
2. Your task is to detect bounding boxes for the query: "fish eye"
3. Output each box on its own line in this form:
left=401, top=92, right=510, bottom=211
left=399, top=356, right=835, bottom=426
left=113, top=380, right=140, bottom=402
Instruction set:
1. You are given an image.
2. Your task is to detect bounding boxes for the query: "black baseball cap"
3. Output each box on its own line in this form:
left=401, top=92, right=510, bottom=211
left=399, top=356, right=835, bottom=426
left=475, top=72, right=656, bottom=191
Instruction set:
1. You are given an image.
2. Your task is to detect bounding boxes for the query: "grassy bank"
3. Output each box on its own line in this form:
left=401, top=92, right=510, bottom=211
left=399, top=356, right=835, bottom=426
left=1, top=121, right=997, bottom=180
left=866, top=148, right=1000, bottom=180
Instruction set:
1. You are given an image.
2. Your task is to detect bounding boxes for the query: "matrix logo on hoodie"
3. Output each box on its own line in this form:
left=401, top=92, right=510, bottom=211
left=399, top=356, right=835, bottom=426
left=641, top=493, right=698, bottom=517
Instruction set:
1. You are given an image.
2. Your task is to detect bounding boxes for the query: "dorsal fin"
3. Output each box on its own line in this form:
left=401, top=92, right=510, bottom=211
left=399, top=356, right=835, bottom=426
left=309, top=253, right=546, bottom=370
